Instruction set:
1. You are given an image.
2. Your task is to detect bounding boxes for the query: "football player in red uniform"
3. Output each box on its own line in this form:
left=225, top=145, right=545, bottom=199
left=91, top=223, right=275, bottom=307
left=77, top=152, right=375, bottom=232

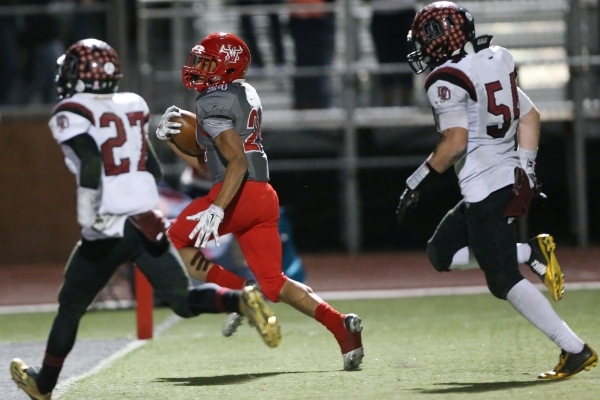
left=10, top=39, right=280, bottom=400
left=156, top=32, right=364, bottom=371
left=397, top=1, right=597, bottom=380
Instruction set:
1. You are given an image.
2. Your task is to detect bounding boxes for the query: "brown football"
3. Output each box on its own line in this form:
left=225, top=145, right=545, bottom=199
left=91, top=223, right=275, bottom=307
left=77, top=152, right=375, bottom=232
left=169, top=109, right=204, bottom=157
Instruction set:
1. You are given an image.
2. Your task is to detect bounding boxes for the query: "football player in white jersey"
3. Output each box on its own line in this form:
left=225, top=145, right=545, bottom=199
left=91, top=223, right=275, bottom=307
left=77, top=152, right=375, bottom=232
left=9, top=39, right=280, bottom=400
left=397, top=2, right=597, bottom=380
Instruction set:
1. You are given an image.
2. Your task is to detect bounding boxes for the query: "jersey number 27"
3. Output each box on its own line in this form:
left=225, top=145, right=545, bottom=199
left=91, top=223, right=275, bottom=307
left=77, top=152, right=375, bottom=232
left=100, top=111, right=148, bottom=176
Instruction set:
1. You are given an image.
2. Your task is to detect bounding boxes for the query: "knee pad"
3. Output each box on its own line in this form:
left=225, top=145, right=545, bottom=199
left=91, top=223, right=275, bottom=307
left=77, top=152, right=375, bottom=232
left=427, top=241, right=452, bottom=272
left=256, top=275, right=287, bottom=303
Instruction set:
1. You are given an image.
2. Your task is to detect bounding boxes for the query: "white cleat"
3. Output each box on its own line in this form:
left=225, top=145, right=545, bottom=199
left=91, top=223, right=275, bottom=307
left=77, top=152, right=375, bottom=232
left=342, top=313, right=364, bottom=371
left=222, top=312, right=244, bottom=337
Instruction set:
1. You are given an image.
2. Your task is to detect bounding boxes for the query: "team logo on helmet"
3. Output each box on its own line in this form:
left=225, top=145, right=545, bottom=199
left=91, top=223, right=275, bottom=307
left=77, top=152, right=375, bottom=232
left=104, top=62, right=115, bottom=75
left=219, top=45, right=243, bottom=64
left=423, top=20, right=443, bottom=41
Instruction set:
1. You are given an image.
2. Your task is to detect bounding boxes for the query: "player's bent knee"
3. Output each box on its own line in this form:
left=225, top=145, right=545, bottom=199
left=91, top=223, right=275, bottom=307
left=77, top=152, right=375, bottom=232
left=485, top=273, right=523, bottom=300
left=427, top=242, right=452, bottom=272
left=171, top=307, right=195, bottom=319
left=169, top=297, right=196, bottom=318
left=486, top=282, right=506, bottom=299
left=258, top=275, right=288, bottom=303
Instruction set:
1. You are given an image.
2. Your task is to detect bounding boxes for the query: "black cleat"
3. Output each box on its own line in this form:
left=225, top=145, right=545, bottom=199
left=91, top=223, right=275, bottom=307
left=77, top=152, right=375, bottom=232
left=538, top=343, right=598, bottom=380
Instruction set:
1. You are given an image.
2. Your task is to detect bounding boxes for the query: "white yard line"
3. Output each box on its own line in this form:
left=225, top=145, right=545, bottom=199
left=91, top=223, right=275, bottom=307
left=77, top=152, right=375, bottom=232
left=2, top=281, right=600, bottom=314
left=51, top=314, right=182, bottom=399
left=4, top=282, right=599, bottom=398
left=318, top=281, right=600, bottom=300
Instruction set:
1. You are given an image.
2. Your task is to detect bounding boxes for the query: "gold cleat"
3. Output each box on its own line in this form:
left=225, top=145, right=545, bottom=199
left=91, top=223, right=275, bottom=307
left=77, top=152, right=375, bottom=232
left=239, top=286, right=281, bottom=348
left=10, top=358, right=52, bottom=400
left=538, top=344, right=598, bottom=380
left=527, top=234, right=565, bottom=301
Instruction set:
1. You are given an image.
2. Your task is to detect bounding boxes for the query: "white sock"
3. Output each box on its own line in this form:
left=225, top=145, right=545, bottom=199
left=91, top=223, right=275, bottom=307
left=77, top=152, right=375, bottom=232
left=449, top=247, right=480, bottom=270
left=506, top=279, right=584, bottom=353
left=516, top=243, right=531, bottom=263
left=450, top=243, right=532, bottom=271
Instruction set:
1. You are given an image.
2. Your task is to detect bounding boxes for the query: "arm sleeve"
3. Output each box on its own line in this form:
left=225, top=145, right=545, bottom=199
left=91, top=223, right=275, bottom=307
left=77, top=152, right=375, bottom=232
left=438, top=110, right=469, bottom=131
left=518, top=87, right=534, bottom=117
left=62, top=133, right=102, bottom=189
left=426, top=81, right=469, bottom=133
left=202, top=117, right=235, bottom=138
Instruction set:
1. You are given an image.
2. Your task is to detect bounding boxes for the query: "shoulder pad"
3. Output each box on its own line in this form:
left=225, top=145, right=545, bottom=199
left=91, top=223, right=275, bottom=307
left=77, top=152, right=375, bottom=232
left=462, top=35, right=494, bottom=55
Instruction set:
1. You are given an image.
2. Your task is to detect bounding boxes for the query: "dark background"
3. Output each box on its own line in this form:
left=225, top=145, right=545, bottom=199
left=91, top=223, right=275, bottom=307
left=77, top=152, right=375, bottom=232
left=1, top=119, right=598, bottom=264
left=268, top=122, right=599, bottom=253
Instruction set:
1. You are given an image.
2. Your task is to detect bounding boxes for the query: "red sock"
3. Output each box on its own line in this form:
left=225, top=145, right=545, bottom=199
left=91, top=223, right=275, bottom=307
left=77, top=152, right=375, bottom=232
left=206, top=265, right=246, bottom=289
left=315, top=303, right=345, bottom=339
left=315, top=303, right=362, bottom=354
left=42, top=352, right=65, bottom=369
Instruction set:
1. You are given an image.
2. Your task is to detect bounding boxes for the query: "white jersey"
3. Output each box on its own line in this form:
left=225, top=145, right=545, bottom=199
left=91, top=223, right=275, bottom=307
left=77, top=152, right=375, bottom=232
left=425, top=41, right=533, bottom=202
left=48, top=92, right=159, bottom=239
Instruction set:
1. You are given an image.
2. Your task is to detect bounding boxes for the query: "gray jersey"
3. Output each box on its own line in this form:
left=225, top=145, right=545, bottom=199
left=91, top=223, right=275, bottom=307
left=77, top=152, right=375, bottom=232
left=195, top=81, right=269, bottom=183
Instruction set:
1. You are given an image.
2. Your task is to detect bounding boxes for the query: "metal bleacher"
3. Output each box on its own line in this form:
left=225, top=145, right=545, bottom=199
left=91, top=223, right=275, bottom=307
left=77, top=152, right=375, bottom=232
left=0, top=0, right=596, bottom=251
left=138, top=0, right=600, bottom=252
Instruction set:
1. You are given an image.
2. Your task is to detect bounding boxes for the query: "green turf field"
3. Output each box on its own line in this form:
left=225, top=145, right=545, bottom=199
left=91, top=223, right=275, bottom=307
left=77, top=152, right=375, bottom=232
left=3, top=290, right=599, bottom=399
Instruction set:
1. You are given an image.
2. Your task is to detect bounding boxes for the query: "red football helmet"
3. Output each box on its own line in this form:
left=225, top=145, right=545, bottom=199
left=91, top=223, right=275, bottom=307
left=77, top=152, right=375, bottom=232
left=56, top=38, right=122, bottom=99
left=407, top=1, right=475, bottom=74
left=182, top=32, right=251, bottom=93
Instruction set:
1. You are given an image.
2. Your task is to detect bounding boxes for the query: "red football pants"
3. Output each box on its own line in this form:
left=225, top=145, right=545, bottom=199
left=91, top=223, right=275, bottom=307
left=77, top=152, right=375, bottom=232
left=168, top=181, right=286, bottom=302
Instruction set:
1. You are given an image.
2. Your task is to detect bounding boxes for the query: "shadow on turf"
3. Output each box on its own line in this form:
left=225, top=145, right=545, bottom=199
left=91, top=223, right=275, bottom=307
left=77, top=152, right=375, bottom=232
left=156, top=371, right=318, bottom=386
left=414, top=380, right=553, bottom=394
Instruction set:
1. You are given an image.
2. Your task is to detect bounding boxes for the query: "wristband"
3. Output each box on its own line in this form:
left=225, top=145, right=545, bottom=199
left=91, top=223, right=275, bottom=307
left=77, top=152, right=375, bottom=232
left=518, top=148, right=537, bottom=173
left=406, top=161, right=441, bottom=190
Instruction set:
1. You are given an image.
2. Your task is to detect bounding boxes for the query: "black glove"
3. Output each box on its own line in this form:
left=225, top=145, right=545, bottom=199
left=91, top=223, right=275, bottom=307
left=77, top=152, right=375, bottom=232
left=396, top=161, right=442, bottom=224
left=396, top=188, right=420, bottom=223
left=529, top=174, right=548, bottom=201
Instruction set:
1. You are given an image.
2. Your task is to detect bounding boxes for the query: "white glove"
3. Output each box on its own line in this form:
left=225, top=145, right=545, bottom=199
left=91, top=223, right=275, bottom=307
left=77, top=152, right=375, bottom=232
left=156, top=105, right=182, bottom=141
left=187, top=204, right=224, bottom=248
left=92, top=214, right=119, bottom=232
left=77, top=187, right=99, bottom=228
left=518, top=147, right=538, bottom=185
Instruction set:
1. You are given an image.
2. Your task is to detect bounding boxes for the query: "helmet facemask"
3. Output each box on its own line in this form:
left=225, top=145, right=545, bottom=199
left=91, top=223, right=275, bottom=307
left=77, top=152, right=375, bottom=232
left=182, top=33, right=251, bottom=93
left=182, top=45, right=221, bottom=91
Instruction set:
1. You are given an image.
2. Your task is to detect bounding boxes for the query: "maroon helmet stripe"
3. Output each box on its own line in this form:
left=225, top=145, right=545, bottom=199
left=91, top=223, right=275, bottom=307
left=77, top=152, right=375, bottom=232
left=425, top=67, right=477, bottom=101
left=53, top=102, right=95, bottom=125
